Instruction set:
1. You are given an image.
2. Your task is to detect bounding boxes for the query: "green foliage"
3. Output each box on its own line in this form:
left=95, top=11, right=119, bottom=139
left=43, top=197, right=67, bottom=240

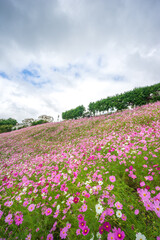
left=88, top=83, right=160, bottom=115
left=62, top=105, right=85, bottom=120
left=0, top=124, right=13, bottom=133
left=0, top=118, right=17, bottom=126
left=31, top=120, right=48, bottom=126
left=0, top=118, right=18, bottom=133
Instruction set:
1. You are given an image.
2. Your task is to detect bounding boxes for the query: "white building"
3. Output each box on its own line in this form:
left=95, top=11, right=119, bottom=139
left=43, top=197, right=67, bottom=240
left=38, top=115, right=54, bottom=122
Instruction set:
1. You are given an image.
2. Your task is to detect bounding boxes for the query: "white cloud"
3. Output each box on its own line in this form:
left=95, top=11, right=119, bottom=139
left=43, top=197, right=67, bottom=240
left=0, top=0, right=160, bottom=122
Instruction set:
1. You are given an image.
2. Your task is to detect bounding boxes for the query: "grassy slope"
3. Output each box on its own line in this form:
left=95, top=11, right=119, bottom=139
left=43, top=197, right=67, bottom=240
left=0, top=102, right=160, bottom=240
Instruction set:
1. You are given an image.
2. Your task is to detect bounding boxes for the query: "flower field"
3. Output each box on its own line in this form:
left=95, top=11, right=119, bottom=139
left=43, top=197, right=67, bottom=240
left=0, top=102, right=160, bottom=240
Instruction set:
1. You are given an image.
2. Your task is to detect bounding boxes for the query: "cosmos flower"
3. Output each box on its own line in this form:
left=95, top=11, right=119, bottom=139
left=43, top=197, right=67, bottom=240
left=116, top=210, right=122, bottom=218
left=82, top=226, right=90, bottom=236
left=95, top=204, right=104, bottom=214
left=109, top=176, right=116, bottom=182
left=135, top=232, right=146, bottom=240
left=45, top=208, right=52, bottom=216
left=114, top=228, right=125, bottom=240
left=46, top=234, right=53, bottom=240
left=28, top=204, right=35, bottom=212
left=103, top=221, right=111, bottom=232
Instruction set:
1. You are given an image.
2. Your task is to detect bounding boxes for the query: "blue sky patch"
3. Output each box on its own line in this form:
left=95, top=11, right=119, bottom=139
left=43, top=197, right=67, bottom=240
left=112, top=75, right=125, bottom=82
left=22, top=69, right=40, bottom=78
left=0, top=71, right=8, bottom=79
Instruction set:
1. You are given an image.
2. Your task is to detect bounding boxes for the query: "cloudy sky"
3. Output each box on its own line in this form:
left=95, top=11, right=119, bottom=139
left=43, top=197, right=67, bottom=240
left=0, top=0, right=160, bottom=122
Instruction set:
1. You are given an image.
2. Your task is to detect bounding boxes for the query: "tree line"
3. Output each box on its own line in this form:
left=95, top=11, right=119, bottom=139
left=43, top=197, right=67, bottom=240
left=0, top=118, right=17, bottom=133
left=62, top=83, right=160, bottom=120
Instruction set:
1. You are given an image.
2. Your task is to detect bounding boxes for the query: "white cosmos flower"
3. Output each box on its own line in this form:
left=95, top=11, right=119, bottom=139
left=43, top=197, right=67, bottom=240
left=95, top=204, right=104, bottom=214
left=98, top=181, right=103, bottom=185
left=96, top=232, right=102, bottom=238
left=89, top=189, right=93, bottom=194
left=56, top=205, right=60, bottom=210
left=136, top=233, right=147, bottom=240
left=116, top=210, right=122, bottom=218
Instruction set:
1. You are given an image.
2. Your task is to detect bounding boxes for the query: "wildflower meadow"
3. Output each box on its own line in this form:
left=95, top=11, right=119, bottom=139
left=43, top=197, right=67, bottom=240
left=0, top=102, right=160, bottom=240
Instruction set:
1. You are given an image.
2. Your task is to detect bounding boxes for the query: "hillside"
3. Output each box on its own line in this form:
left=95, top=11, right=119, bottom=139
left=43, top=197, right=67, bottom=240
left=0, top=102, right=160, bottom=240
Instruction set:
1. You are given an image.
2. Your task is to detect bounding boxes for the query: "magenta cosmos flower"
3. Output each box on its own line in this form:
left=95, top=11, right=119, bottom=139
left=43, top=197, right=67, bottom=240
left=103, top=222, right=111, bottom=232
left=79, top=220, right=86, bottom=229
left=114, top=228, right=125, bottom=240
left=82, top=226, right=90, bottom=236
left=99, top=226, right=104, bottom=234
left=73, top=196, right=80, bottom=204
left=28, top=204, right=35, bottom=212
left=77, top=214, right=84, bottom=221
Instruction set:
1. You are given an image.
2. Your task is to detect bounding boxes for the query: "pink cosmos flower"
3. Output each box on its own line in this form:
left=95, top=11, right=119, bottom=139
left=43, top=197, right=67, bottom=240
left=140, top=181, right=145, bottom=187
left=76, top=229, right=81, bottom=235
left=8, top=219, right=13, bottom=225
left=66, top=223, right=71, bottom=229
left=46, top=234, right=53, bottom=240
left=15, top=196, right=21, bottom=201
left=60, top=227, right=67, bottom=239
left=81, top=204, right=87, bottom=212
left=5, top=214, right=12, bottom=223
left=99, top=215, right=105, bottom=223
left=28, top=204, right=35, bottom=212
left=121, top=214, right=127, bottom=221
left=115, top=201, right=123, bottom=210
left=82, top=226, right=90, bottom=236
left=45, top=208, right=52, bottom=216
left=52, top=201, right=57, bottom=208
left=66, top=198, right=73, bottom=206
left=85, top=193, right=90, bottom=198
left=0, top=210, right=3, bottom=219
left=23, top=200, right=29, bottom=207
left=55, top=194, right=60, bottom=199
left=6, top=201, right=13, bottom=207
left=106, top=208, right=114, bottom=216
left=25, top=233, right=32, bottom=240
left=15, top=215, right=23, bottom=225
left=139, top=189, right=150, bottom=200
left=154, top=201, right=160, bottom=218
left=134, top=209, right=139, bottom=215
left=107, top=232, right=115, bottom=240
left=107, top=185, right=114, bottom=191
left=109, top=176, right=116, bottom=182
left=144, top=201, right=153, bottom=211
left=53, top=209, right=59, bottom=218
